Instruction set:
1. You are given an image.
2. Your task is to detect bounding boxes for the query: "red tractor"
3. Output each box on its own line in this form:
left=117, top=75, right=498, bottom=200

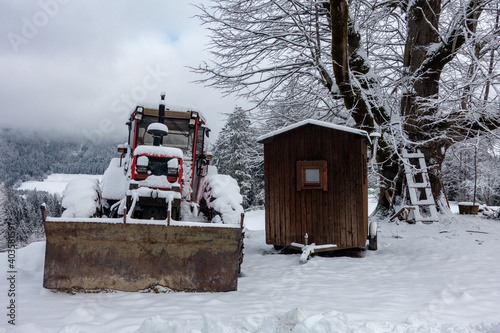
left=101, top=93, right=222, bottom=222
left=42, top=94, right=244, bottom=293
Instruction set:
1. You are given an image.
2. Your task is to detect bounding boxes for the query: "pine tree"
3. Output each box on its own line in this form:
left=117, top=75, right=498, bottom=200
left=0, top=186, right=62, bottom=251
left=212, top=107, right=264, bottom=208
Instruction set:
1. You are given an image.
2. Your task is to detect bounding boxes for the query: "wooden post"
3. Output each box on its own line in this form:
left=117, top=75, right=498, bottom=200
left=123, top=208, right=127, bottom=223
left=167, top=210, right=171, bottom=226
left=440, top=179, right=450, bottom=209
left=40, top=204, right=47, bottom=222
left=240, top=213, right=245, bottom=228
left=384, top=190, right=392, bottom=205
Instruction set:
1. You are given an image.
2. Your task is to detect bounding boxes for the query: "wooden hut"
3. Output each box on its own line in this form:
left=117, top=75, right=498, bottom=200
left=257, top=119, right=372, bottom=251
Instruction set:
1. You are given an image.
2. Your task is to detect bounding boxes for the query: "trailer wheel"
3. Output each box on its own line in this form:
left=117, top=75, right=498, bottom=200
left=368, top=221, right=378, bottom=251
left=238, top=231, right=245, bottom=275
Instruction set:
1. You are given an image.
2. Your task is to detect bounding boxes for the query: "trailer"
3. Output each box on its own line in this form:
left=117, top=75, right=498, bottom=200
left=257, top=119, right=377, bottom=262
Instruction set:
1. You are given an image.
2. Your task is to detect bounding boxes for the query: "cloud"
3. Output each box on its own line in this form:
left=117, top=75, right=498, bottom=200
left=0, top=0, right=248, bottom=142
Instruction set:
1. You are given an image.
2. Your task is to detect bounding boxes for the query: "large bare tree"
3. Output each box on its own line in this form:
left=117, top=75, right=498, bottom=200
left=194, top=0, right=500, bottom=214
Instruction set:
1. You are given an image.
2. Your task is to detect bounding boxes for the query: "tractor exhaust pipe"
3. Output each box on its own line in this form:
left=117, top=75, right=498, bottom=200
left=159, top=92, right=166, bottom=124
left=149, top=92, right=169, bottom=146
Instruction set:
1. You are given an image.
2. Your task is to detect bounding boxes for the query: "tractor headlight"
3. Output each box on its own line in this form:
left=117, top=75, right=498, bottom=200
left=167, top=158, right=179, bottom=177
left=136, top=155, right=149, bottom=174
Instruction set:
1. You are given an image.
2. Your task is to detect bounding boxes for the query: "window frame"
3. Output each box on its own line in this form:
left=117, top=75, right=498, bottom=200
left=296, top=160, right=328, bottom=191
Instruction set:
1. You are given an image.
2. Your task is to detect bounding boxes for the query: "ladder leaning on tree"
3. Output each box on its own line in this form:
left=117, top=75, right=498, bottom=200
left=400, top=149, right=439, bottom=223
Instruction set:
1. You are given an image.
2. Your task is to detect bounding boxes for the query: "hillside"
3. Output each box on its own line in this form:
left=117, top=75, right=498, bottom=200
left=0, top=129, right=119, bottom=187
left=0, top=130, right=120, bottom=250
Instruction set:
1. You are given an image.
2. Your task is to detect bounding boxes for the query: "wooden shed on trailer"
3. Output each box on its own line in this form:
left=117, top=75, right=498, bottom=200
left=257, top=119, right=375, bottom=252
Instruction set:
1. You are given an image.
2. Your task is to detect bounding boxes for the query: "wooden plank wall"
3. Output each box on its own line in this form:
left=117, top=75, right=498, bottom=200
left=263, top=124, right=368, bottom=249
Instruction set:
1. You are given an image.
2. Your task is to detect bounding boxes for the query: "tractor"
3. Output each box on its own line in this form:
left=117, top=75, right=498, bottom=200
left=42, top=94, right=244, bottom=292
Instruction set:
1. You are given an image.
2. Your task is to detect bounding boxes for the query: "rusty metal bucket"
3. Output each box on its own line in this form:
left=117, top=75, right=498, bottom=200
left=42, top=216, right=243, bottom=292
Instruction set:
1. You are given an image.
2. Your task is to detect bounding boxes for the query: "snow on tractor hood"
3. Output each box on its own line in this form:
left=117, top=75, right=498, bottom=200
left=133, top=145, right=183, bottom=158
left=131, top=176, right=180, bottom=190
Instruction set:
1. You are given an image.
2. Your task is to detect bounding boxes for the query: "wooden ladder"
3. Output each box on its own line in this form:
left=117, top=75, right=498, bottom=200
left=402, top=149, right=439, bottom=223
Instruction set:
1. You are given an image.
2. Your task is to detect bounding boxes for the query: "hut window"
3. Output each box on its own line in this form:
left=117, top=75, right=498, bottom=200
left=297, top=160, right=327, bottom=191
left=305, top=169, right=320, bottom=182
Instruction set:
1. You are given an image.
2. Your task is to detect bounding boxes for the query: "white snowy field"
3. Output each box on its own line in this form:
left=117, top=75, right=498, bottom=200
left=2, top=208, right=500, bottom=332
left=16, top=174, right=103, bottom=196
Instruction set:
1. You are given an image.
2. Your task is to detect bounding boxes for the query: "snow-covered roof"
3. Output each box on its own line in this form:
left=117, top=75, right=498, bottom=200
left=140, top=102, right=199, bottom=113
left=257, top=119, right=371, bottom=143
left=138, top=103, right=207, bottom=124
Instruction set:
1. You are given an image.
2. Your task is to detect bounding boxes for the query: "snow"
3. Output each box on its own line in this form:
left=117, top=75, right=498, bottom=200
left=369, top=221, right=378, bottom=237
left=3, top=203, right=500, bottom=332
left=168, top=220, right=241, bottom=228
left=138, top=103, right=207, bottom=124
left=136, top=155, right=149, bottom=166
left=16, top=173, right=102, bottom=196
left=132, top=176, right=180, bottom=189
left=9, top=178, right=500, bottom=331
left=146, top=122, right=169, bottom=135
left=257, top=119, right=371, bottom=143
left=130, top=186, right=180, bottom=200
left=60, top=177, right=101, bottom=218
left=133, top=145, right=183, bottom=158
left=427, top=42, right=441, bottom=55
left=200, top=173, right=244, bottom=224
left=46, top=216, right=125, bottom=224
left=101, top=158, right=128, bottom=200
left=45, top=216, right=241, bottom=228
left=458, top=202, right=480, bottom=206
left=168, top=158, right=179, bottom=169
left=123, top=187, right=182, bottom=220
left=289, top=243, right=338, bottom=264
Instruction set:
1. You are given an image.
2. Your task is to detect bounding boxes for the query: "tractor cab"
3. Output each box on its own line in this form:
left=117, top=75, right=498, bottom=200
left=126, top=96, right=210, bottom=204
left=131, top=108, right=193, bottom=150
left=119, top=94, right=211, bottom=220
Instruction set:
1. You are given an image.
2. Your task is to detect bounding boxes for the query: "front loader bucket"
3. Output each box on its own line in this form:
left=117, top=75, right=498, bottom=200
left=43, top=219, right=243, bottom=292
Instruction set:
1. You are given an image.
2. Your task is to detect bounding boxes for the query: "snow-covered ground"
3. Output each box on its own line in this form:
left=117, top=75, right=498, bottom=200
left=2, top=209, right=500, bottom=332
left=16, top=174, right=102, bottom=196
left=3, top=176, right=500, bottom=332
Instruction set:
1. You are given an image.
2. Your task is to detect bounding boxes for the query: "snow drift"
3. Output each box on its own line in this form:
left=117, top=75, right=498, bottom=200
left=61, top=177, right=101, bottom=218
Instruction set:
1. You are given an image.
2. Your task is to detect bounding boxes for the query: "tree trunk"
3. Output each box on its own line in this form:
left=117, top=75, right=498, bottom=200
left=399, top=0, right=450, bottom=210
left=327, top=0, right=493, bottom=215
left=402, top=0, right=441, bottom=141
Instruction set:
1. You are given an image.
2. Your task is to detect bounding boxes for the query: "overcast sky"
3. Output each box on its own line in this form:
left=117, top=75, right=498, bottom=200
left=0, top=0, right=247, bottom=143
